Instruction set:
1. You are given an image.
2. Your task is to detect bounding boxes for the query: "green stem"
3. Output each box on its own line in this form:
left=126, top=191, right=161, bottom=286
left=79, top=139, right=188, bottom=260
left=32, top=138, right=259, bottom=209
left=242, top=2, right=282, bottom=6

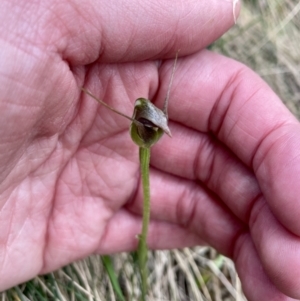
left=138, top=147, right=151, bottom=300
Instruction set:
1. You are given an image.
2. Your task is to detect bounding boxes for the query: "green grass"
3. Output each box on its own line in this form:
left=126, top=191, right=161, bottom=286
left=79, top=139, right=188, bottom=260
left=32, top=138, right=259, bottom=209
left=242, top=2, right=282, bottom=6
left=2, top=0, right=300, bottom=300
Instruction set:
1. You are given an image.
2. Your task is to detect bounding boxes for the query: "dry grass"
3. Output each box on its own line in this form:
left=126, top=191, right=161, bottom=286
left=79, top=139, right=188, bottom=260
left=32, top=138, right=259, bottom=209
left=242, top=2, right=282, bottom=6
left=2, top=0, right=300, bottom=300
left=212, top=0, right=300, bottom=118
left=2, top=248, right=247, bottom=301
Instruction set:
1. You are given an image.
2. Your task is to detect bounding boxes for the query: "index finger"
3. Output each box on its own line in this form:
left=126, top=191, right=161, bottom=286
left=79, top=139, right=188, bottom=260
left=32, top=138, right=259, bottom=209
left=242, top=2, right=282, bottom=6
left=155, top=50, right=300, bottom=235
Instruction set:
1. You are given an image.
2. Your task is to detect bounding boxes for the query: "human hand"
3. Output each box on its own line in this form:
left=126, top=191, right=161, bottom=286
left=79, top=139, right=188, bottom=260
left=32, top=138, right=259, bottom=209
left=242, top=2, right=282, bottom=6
left=1, top=0, right=300, bottom=300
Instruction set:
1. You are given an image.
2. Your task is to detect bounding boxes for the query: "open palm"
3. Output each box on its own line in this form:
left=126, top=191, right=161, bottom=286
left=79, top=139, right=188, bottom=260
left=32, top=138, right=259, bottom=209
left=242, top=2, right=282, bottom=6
left=1, top=1, right=300, bottom=300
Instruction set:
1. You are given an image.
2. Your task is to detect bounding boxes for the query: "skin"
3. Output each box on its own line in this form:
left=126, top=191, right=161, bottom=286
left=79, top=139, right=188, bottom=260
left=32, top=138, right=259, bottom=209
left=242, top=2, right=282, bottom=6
left=1, top=0, right=300, bottom=300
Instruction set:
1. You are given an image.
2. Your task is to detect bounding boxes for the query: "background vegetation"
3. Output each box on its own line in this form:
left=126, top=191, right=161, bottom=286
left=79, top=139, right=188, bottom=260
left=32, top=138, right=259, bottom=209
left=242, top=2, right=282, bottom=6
left=2, top=0, right=300, bottom=300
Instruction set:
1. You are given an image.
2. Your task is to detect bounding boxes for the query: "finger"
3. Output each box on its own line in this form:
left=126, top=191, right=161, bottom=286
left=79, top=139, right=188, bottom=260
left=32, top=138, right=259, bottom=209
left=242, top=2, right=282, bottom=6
left=127, top=167, right=245, bottom=257
left=151, top=121, right=261, bottom=223
left=247, top=197, right=300, bottom=299
left=94, top=209, right=203, bottom=255
left=155, top=49, right=300, bottom=235
left=11, top=0, right=240, bottom=63
left=234, top=233, right=299, bottom=301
